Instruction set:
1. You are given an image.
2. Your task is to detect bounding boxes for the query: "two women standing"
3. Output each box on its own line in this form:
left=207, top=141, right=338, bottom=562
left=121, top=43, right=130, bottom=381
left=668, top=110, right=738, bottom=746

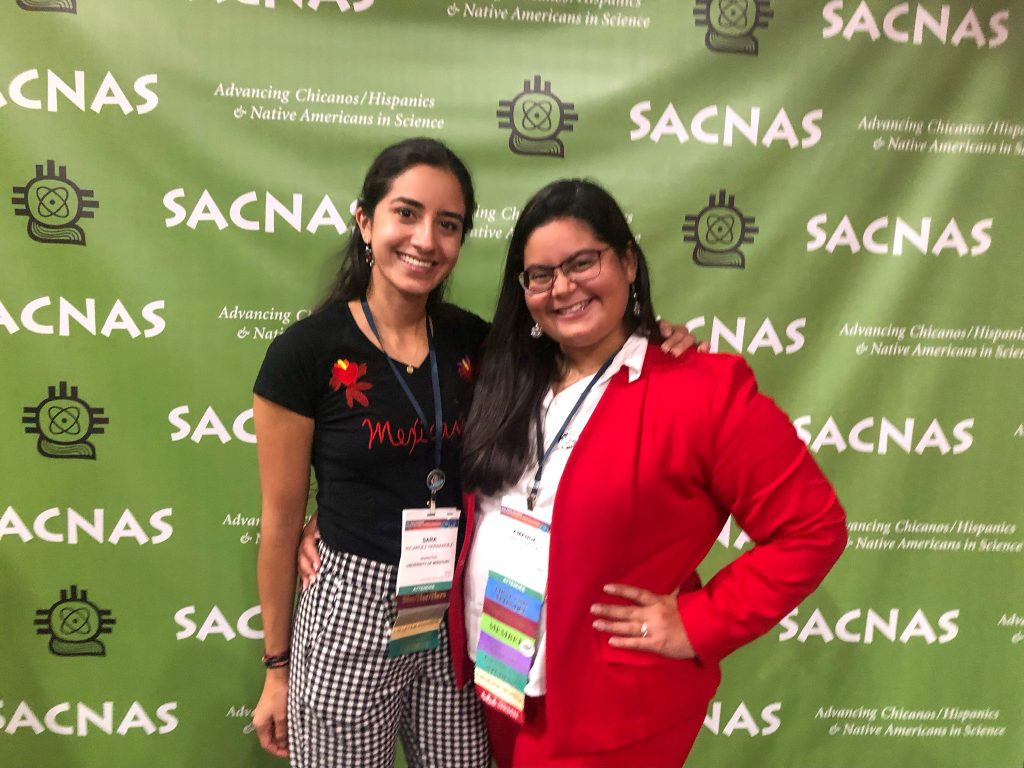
left=252, top=138, right=845, bottom=768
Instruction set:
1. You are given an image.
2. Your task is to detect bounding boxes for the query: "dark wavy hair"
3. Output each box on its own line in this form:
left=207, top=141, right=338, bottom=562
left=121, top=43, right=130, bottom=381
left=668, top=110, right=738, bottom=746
left=461, top=179, right=662, bottom=495
left=316, top=137, right=476, bottom=314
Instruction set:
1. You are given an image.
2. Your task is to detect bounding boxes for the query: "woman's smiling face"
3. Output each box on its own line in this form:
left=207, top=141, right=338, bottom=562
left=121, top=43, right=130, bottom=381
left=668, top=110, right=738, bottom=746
left=356, top=164, right=466, bottom=301
left=521, top=216, right=637, bottom=356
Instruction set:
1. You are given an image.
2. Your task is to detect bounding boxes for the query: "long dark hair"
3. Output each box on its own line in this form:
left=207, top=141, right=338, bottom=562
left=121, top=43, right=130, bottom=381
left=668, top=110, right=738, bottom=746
left=462, top=179, right=662, bottom=495
left=316, top=137, right=476, bottom=314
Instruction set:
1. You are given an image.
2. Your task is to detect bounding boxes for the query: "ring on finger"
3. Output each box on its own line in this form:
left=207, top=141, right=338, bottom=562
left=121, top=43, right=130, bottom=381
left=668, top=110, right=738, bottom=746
left=639, top=621, right=649, bottom=638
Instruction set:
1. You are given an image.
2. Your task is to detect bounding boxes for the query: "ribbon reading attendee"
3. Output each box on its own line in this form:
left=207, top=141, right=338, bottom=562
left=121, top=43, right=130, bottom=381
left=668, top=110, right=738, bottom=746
left=251, top=141, right=698, bottom=768
left=454, top=179, right=848, bottom=768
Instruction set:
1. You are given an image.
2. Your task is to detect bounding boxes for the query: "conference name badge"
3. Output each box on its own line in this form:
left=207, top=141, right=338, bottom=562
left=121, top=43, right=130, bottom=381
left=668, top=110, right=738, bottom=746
left=474, top=496, right=550, bottom=724
left=389, top=506, right=460, bottom=657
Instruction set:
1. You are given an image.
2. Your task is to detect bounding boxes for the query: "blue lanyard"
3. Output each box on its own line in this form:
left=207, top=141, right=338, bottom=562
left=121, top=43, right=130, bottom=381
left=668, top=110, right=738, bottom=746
left=528, top=351, right=618, bottom=511
left=360, top=298, right=445, bottom=503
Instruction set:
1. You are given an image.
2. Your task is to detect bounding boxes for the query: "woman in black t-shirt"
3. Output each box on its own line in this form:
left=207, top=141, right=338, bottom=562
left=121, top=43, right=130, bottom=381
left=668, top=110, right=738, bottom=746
left=251, top=138, right=491, bottom=768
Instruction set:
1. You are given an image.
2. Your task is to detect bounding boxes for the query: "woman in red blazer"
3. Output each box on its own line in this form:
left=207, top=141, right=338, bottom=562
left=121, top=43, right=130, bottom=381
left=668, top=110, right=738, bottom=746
left=456, top=179, right=847, bottom=767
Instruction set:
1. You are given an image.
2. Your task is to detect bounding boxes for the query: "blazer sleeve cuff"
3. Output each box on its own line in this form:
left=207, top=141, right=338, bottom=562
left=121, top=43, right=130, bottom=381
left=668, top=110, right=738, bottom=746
left=678, top=588, right=733, bottom=665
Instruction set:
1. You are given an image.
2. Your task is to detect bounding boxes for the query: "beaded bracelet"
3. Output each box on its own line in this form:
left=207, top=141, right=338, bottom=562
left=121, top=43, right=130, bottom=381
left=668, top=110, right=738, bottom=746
left=262, top=651, right=291, bottom=668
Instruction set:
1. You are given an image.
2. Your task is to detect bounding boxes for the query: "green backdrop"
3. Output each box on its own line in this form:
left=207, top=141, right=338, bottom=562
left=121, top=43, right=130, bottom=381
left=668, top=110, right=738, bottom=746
left=1, top=1, right=1021, bottom=766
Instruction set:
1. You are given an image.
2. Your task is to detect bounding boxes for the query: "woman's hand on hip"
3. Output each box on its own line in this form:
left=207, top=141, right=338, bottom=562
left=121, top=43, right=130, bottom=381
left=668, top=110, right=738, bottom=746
left=252, top=668, right=289, bottom=757
left=591, top=583, right=696, bottom=660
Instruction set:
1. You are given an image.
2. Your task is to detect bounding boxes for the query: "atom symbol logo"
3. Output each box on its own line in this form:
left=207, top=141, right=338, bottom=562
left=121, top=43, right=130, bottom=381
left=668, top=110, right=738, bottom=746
left=47, top=404, right=83, bottom=436
left=705, top=213, right=737, bottom=245
left=497, top=75, right=578, bottom=158
left=694, top=0, right=772, bottom=54
left=719, top=0, right=749, bottom=28
left=35, top=185, right=72, bottom=218
left=34, top=585, right=116, bottom=657
left=59, top=605, right=94, bottom=637
left=520, top=100, right=554, bottom=132
left=682, top=190, right=758, bottom=269
left=11, top=160, right=98, bottom=244
left=23, top=381, right=108, bottom=459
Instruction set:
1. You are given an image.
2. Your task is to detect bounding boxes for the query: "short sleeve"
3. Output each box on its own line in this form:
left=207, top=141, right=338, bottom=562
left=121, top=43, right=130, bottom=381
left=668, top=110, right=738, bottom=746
left=253, top=325, right=320, bottom=418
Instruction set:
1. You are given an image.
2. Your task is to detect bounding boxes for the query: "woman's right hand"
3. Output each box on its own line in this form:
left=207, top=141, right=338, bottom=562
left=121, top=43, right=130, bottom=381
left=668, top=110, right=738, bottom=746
left=252, top=668, right=289, bottom=757
left=297, top=513, right=322, bottom=591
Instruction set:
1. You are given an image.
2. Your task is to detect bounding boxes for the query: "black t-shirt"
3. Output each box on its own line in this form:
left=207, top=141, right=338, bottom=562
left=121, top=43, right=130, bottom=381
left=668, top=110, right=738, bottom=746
left=253, top=301, right=489, bottom=565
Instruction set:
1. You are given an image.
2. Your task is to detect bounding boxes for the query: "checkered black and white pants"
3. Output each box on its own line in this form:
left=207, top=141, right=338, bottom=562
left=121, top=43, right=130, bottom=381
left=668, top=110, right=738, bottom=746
left=287, top=544, right=490, bottom=768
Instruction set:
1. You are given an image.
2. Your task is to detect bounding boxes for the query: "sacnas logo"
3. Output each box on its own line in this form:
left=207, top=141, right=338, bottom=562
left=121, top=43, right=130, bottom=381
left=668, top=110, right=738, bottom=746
left=1, top=69, right=158, bottom=113
left=683, top=190, right=758, bottom=268
left=807, top=214, right=993, bottom=257
left=23, top=382, right=107, bottom=460
left=0, top=701, right=178, bottom=736
left=694, top=0, right=773, bottom=55
left=163, top=188, right=353, bottom=235
left=794, top=415, right=974, bottom=455
left=12, top=161, right=99, bottom=245
left=0, top=297, right=166, bottom=337
left=779, top=607, right=960, bottom=644
left=497, top=75, right=578, bottom=158
left=630, top=103, right=822, bottom=148
left=35, top=585, right=115, bottom=657
left=821, top=2, right=1009, bottom=48
left=0, top=506, right=174, bottom=544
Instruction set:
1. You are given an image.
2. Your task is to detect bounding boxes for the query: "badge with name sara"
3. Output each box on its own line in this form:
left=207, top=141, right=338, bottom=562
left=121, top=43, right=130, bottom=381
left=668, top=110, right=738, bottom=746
left=389, top=503, right=460, bottom=657
left=360, top=298, right=459, bottom=655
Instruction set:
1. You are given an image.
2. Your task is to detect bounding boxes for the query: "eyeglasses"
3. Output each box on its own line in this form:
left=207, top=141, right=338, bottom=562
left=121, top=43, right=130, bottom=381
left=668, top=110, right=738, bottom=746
left=517, top=247, right=610, bottom=294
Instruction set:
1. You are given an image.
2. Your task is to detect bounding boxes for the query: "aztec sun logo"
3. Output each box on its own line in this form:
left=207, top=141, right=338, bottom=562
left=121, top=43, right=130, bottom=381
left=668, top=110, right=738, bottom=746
left=12, top=161, right=99, bottom=245
left=35, top=585, right=116, bottom=656
left=23, top=381, right=108, bottom=459
left=497, top=75, right=578, bottom=158
left=694, top=0, right=773, bottom=55
left=682, top=189, right=758, bottom=268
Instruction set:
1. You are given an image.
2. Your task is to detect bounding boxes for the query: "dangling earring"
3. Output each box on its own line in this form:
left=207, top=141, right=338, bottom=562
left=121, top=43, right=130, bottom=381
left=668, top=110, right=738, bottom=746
left=530, top=322, right=543, bottom=339
left=630, top=282, right=641, bottom=318
left=365, top=244, right=375, bottom=268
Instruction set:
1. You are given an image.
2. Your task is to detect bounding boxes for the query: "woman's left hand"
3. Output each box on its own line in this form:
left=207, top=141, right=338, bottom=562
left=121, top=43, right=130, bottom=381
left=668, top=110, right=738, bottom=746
left=591, top=583, right=696, bottom=660
left=657, top=320, right=710, bottom=357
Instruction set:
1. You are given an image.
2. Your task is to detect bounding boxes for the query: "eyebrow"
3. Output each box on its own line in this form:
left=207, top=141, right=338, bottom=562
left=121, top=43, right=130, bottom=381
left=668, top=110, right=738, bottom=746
left=528, top=247, right=603, bottom=268
left=391, top=196, right=465, bottom=224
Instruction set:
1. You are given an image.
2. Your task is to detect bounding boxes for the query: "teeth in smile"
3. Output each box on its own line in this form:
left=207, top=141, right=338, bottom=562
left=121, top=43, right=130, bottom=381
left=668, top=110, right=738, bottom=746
left=558, top=301, right=589, bottom=314
left=399, top=253, right=433, bottom=268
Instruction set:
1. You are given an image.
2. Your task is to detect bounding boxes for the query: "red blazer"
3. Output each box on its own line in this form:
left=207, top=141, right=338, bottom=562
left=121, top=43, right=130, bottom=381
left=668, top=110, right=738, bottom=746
left=449, top=348, right=847, bottom=755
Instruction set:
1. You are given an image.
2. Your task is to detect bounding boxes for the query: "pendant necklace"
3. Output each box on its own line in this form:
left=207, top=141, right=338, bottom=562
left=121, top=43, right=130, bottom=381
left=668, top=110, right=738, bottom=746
left=360, top=298, right=445, bottom=505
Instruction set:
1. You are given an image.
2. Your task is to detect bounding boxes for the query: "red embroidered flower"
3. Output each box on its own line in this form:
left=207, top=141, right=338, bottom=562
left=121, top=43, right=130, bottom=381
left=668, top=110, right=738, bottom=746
left=456, top=356, right=474, bottom=382
left=329, top=359, right=372, bottom=408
